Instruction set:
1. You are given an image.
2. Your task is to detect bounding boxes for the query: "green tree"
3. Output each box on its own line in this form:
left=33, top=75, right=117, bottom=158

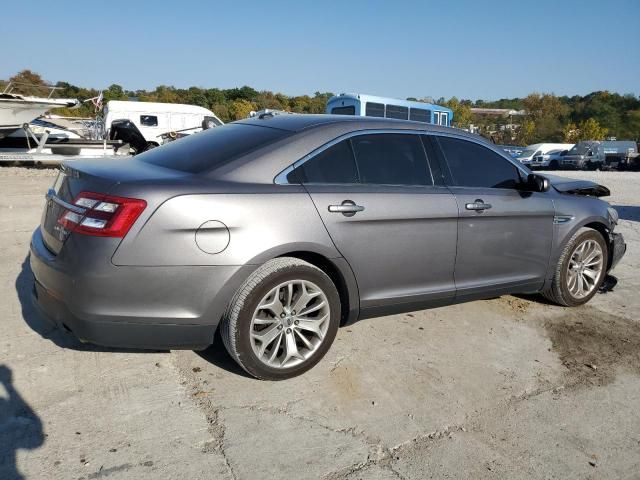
left=103, top=84, right=128, bottom=101
left=6, top=70, right=50, bottom=95
left=516, top=119, right=536, bottom=145
left=229, top=99, right=255, bottom=120
left=562, top=122, right=579, bottom=143
left=577, top=118, right=607, bottom=141
left=443, top=97, right=472, bottom=128
left=522, top=93, right=568, bottom=142
left=624, top=110, right=640, bottom=141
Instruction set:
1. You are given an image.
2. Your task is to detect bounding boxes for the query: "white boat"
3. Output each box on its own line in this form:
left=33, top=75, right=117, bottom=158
left=0, top=82, right=79, bottom=138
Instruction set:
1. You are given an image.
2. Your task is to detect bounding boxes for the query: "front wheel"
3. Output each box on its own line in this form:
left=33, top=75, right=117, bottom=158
left=542, top=228, right=608, bottom=307
left=220, top=258, right=341, bottom=380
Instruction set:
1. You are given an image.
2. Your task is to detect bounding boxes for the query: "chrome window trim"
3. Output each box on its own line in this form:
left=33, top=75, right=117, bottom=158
left=274, top=128, right=434, bottom=186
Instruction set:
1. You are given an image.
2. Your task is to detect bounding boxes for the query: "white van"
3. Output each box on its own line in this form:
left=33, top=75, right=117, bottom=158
left=103, top=101, right=223, bottom=147
left=514, top=143, right=574, bottom=168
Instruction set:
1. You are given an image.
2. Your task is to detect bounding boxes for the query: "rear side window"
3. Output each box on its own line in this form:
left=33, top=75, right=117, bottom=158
left=365, top=102, right=385, bottom=117
left=436, top=136, right=522, bottom=189
left=138, top=124, right=290, bottom=173
left=291, top=140, right=358, bottom=184
left=385, top=105, right=409, bottom=120
left=331, top=106, right=355, bottom=115
left=140, top=115, right=158, bottom=126
left=351, top=134, right=431, bottom=185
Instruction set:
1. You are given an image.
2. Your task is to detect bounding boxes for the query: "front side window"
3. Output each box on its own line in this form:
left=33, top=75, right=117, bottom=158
left=385, top=105, right=409, bottom=120
left=436, top=136, right=522, bottom=189
left=351, top=134, right=431, bottom=186
left=365, top=102, right=385, bottom=117
left=331, top=106, right=355, bottom=115
left=140, top=115, right=158, bottom=126
left=290, top=139, right=358, bottom=184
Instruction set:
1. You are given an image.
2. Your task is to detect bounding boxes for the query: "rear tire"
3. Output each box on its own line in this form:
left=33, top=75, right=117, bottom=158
left=220, top=257, right=341, bottom=380
left=542, top=228, right=608, bottom=307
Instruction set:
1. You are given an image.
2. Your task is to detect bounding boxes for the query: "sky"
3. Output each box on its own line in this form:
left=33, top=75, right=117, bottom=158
left=1, top=0, right=639, bottom=101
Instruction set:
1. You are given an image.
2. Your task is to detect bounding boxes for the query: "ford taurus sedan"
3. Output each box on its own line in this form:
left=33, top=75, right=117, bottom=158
left=30, top=115, right=626, bottom=379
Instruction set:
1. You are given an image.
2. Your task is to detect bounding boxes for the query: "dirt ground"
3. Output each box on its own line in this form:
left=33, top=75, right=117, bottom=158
left=1, top=167, right=639, bottom=479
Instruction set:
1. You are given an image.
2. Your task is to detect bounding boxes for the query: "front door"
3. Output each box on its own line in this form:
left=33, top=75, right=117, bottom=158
left=288, top=132, right=459, bottom=313
left=432, top=135, right=555, bottom=299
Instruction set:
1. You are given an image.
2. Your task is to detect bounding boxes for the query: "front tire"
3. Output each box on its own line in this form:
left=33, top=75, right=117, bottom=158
left=542, top=228, right=608, bottom=307
left=220, top=257, right=341, bottom=380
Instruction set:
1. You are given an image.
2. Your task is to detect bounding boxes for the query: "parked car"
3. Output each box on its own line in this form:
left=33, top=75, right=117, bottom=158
left=515, top=143, right=574, bottom=167
left=532, top=149, right=570, bottom=169
left=561, top=141, right=606, bottom=169
left=31, top=115, right=626, bottom=379
left=498, top=145, right=525, bottom=158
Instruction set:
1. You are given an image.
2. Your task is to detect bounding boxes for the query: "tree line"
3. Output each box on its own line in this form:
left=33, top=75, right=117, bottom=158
left=3, top=70, right=639, bottom=145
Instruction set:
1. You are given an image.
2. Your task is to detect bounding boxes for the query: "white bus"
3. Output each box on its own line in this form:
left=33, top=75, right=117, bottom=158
left=326, top=93, right=454, bottom=126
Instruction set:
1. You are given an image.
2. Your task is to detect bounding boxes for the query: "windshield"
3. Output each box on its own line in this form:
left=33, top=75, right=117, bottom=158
left=138, top=123, right=290, bottom=173
left=568, top=143, right=590, bottom=155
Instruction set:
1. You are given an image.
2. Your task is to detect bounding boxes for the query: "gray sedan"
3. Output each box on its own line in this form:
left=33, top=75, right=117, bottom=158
left=30, top=115, right=626, bottom=379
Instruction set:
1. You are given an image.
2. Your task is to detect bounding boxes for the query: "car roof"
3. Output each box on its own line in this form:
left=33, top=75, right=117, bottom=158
left=215, top=114, right=498, bottom=184
left=236, top=113, right=486, bottom=142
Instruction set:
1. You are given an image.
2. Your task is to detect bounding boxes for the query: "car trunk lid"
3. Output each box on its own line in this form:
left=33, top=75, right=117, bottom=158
left=40, top=158, right=186, bottom=255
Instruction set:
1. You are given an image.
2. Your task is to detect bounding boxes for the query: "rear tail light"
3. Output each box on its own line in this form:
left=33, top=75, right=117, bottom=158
left=58, top=191, right=146, bottom=237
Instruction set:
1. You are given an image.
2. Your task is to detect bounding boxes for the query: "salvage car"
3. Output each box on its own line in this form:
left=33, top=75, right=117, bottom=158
left=31, top=115, right=626, bottom=379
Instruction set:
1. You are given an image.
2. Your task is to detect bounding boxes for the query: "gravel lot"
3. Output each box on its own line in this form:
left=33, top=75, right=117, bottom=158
left=1, top=167, right=639, bottom=479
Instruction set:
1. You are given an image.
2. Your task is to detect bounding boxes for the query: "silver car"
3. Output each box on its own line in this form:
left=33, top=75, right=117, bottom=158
left=31, top=115, right=626, bottom=379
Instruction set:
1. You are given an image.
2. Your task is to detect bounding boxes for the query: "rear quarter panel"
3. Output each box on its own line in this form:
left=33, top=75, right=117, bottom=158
left=112, top=190, right=340, bottom=266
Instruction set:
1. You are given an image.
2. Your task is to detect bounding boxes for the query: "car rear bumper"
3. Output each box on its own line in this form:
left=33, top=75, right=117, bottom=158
left=31, top=279, right=213, bottom=349
left=30, top=227, right=255, bottom=350
left=608, top=232, right=626, bottom=272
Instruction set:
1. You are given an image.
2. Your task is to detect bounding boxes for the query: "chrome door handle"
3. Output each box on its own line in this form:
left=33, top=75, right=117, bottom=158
left=465, top=199, right=492, bottom=211
left=328, top=200, right=365, bottom=217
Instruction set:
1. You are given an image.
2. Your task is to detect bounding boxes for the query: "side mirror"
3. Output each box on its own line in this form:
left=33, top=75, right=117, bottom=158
left=526, top=173, right=550, bottom=193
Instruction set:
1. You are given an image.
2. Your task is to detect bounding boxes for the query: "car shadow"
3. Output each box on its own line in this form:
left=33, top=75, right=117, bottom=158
left=0, top=365, right=44, bottom=480
left=195, top=333, right=253, bottom=379
left=613, top=205, right=640, bottom=222
left=16, top=255, right=167, bottom=354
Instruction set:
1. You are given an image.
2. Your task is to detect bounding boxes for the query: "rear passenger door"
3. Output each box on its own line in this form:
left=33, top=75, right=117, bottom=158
left=287, top=132, right=459, bottom=315
left=431, top=135, right=555, bottom=299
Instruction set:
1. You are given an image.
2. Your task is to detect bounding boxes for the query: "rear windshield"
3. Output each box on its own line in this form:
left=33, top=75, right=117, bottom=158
left=137, top=123, right=290, bottom=173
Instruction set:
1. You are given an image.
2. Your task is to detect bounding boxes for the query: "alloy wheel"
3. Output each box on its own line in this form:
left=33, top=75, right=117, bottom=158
left=249, top=280, right=330, bottom=369
left=566, top=239, right=604, bottom=299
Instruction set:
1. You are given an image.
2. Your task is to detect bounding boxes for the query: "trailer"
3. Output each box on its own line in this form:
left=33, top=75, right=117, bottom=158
left=602, top=141, right=638, bottom=170
left=561, top=140, right=638, bottom=170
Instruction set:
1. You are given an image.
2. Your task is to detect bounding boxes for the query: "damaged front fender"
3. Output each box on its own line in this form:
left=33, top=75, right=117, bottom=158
left=544, top=174, right=610, bottom=197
